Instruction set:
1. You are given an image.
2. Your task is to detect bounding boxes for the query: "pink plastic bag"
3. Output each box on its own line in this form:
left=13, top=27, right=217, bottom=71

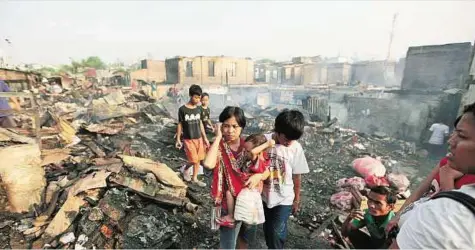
left=330, top=191, right=353, bottom=211
left=352, top=156, right=386, bottom=178
left=337, top=177, right=365, bottom=190
left=365, top=175, right=390, bottom=188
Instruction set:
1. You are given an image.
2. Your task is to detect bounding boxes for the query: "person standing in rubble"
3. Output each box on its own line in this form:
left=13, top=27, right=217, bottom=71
left=176, top=84, right=210, bottom=187
left=204, top=106, right=270, bottom=249
left=0, top=80, right=20, bottom=128
left=389, top=102, right=475, bottom=249
left=200, top=93, right=214, bottom=135
left=261, top=109, right=310, bottom=249
left=427, top=120, right=450, bottom=158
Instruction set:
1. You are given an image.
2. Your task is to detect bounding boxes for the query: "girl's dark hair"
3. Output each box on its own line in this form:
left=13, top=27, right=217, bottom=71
left=219, top=106, right=246, bottom=128
left=245, top=134, right=267, bottom=147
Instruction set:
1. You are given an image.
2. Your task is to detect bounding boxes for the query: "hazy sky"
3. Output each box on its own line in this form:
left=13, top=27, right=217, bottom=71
left=0, top=1, right=474, bottom=65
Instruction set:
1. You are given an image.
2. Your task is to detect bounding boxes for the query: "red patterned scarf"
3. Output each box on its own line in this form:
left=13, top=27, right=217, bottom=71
left=211, top=138, right=250, bottom=207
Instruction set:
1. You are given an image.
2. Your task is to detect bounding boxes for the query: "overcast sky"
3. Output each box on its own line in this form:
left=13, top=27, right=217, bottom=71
left=0, top=1, right=474, bottom=65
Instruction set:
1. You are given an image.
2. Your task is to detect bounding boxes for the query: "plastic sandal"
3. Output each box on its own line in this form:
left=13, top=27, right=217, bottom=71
left=216, top=218, right=235, bottom=228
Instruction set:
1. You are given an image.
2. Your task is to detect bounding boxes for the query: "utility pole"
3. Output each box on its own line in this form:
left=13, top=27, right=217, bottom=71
left=384, top=13, right=398, bottom=83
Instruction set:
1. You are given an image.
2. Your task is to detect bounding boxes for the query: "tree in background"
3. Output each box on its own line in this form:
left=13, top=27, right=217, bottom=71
left=81, top=56, right=106, bottom=70
left=37, top=56, right=111, bottom=77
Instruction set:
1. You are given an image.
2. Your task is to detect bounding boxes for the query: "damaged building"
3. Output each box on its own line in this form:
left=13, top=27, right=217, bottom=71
left=351, top=60, right=397, bottom=87
left=343, top=42, right=473, bottom=142
left=165, top=56, right=254, bottom=85
left=402, top=42, right=472, bottom=91
left=325, top=62, right=352, bottom=86
left=0, top=67, right=41, bottom=91
left=130, top=59, right=166, bottom=84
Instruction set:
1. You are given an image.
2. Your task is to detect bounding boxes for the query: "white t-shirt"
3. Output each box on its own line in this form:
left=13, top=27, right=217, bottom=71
left=262, top=133, right=310, bottom=208
left=396, top=184, right=475, bottom=249
left=428, top=123, right=450, bottom=145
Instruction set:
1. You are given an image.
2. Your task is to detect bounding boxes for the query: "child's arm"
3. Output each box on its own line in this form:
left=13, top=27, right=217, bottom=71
left=203, top=124, right=222, bottom=169
left=250, top=139, right=275, bottom=156
left=200, top=120, right=210, bottom=147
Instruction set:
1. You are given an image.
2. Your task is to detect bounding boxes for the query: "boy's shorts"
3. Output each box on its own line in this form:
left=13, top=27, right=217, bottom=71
left=184, top=138, right=205, bottom=164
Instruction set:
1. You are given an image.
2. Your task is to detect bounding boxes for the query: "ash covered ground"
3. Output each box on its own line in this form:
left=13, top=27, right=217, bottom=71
left=0, top=91, right=439, bottom=249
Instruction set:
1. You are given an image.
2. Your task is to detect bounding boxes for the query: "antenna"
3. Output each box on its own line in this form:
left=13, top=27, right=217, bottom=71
left=384, top=12, right=398, bottom=83
left=386, top=13, right=398, bottom=62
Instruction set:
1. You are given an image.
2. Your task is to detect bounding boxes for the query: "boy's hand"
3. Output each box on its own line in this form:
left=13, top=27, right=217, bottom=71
left=385, top=216, right=400, bottom=234
left=267, top=139, right=276, bottom=148
left=292, top=200, right=300, bottom=215
left=349, top=210, right=365, bottom=220
left=175, top=140, right=183, bottom=150
left=439, top=164, right=464, bottom=180
left=204, top=138, right=210, bottom=148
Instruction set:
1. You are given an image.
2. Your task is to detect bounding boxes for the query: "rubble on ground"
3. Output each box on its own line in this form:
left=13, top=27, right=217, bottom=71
left=0, top=83, right=439, bottom=249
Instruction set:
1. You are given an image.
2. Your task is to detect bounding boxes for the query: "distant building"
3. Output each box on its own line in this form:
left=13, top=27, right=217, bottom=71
left=130, top=59, right=166, bottom=83
left=324, top=56, right=353, bottom=64
left=351, top=60, right=397, bottom=86
left=395, top=58, right=405, bottom=86
left=402, top=42, right=472, bottom=91
left=165, top=56, right=254, bottom=85
left=292, top=56, right=322, bottom=64
left=255, top=63, right=281, bottom=84
left=326, top=62, right=352, bottom=85
left=280, top=63, right=304, bottom=85
left=301, top=63, right=327, bottom=85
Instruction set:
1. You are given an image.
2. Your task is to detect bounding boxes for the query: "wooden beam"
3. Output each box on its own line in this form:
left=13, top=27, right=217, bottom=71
left=0, top=92, right=35, bottom=98
left=0, top=109, right=38, bottom=115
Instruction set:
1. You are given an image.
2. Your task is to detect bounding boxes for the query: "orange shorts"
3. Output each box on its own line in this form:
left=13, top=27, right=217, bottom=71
left=184, top=139, right=206, bottom=164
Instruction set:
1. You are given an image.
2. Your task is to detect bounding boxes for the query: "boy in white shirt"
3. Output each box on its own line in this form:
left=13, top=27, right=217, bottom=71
left=262, top=109, right=310, bottom=249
